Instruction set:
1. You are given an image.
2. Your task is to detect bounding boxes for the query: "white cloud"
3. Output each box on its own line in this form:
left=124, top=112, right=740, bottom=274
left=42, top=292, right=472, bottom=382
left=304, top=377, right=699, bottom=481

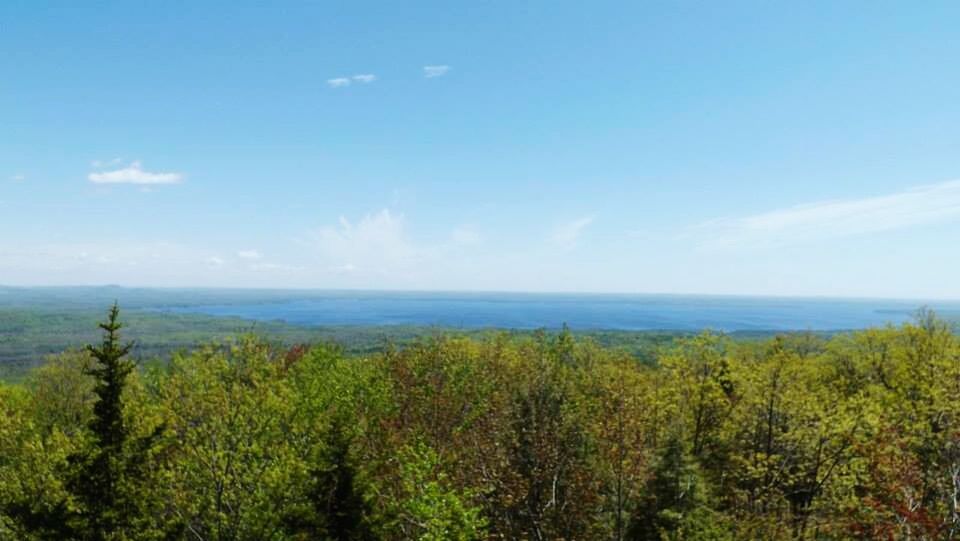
left=88, top=161, right=183, bottom=185
left=205, top=256, right=225, bottom=267
left=329, top=74, right=376, bottom=87
left=423, top=65, right=450, bottom=78
left=302, top=211, right=502, bottom=288
left=693, top=179, right=960, bottom=250
left=551, top=216, right=594, bottom=249
left=310, top=209, right=417, bottom=273
left=10, top=174, right=25, bottom=182
left=237, top=249, right=262, bottom=260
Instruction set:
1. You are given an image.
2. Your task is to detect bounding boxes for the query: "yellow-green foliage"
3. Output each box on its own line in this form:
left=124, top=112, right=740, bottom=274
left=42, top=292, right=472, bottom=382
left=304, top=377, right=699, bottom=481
left=1, top=314, right=959, bottom=540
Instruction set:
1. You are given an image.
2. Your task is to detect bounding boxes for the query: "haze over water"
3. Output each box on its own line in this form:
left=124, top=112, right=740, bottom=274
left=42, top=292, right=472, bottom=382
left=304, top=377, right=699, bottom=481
left=165, top=292, right=960, bottom=332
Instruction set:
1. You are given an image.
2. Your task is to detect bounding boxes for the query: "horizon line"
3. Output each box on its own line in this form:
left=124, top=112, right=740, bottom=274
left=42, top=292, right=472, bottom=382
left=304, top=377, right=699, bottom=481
left=2, top=284, right=960, bottom=304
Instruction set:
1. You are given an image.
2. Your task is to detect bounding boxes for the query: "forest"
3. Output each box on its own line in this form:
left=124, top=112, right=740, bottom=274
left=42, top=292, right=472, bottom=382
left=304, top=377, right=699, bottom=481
left=1, top=305, right=958, bottom=540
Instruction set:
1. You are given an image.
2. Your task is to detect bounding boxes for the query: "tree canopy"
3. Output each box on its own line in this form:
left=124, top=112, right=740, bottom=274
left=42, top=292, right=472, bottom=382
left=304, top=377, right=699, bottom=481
left=2, top=307, right=959, bottom=540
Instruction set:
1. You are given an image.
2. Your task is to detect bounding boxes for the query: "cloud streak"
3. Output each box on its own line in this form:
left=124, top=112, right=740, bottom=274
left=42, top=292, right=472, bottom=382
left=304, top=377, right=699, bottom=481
left=693, top=179, right=960, bottom=249
left=423, top=65, right=450, bottom=78
left=237, top=249, right=262, bottom=260
left=551, top=216, right=594, bottom=249
left=88, top=161, right=183, bottom=185
left=328, top=74, right=377, bottom=88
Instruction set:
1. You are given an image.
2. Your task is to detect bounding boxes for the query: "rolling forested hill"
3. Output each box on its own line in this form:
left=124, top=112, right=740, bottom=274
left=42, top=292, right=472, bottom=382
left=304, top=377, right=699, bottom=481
left=1, top=306, right=958, bottom=539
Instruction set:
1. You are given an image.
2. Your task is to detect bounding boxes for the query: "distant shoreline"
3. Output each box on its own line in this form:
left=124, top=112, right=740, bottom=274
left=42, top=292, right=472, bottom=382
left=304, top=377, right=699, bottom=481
left=2, top=284, right=959, bottom=304
left=3, top=286, right=957, bottom=333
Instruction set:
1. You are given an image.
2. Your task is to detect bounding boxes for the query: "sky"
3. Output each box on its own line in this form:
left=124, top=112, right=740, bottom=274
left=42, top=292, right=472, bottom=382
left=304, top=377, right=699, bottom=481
left=3, top=1, right=960, bottom=298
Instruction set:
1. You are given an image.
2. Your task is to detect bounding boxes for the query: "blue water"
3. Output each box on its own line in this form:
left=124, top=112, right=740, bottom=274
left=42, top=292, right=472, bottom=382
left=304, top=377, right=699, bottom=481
left=163, top=292, right=960, bottom=332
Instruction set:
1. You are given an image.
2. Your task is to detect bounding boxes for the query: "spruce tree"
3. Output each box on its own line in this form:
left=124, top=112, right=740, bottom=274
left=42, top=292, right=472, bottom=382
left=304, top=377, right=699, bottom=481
left=3, top=303, right=161, bottom=540
left=285, top=417, right=373, bottom=540
left=629, top=432, right=731, bottom=540
left=73, top=302, right=136, bottom=539
left=316, top=419, right=372, bottom=540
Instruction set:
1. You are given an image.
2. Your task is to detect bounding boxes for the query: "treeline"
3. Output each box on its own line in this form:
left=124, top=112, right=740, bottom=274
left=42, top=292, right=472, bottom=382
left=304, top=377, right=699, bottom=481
left=1, top=307, right=959, bottom=540
left=0, top=307, right=682, bottom=382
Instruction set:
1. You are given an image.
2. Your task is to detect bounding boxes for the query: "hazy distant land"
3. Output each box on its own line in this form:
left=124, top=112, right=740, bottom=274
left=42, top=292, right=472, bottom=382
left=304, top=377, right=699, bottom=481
left=2, top=286, right=958, bottom=380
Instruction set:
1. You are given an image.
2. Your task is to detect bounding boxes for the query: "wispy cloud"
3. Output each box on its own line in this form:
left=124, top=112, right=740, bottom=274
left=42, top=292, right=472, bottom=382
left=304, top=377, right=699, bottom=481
left=309, top=209, right=418, bottom=273
left=423, top=65, right=450, bottom=78
left=10, top=174, right=25, bottom=182
left=237, top=249, right=262, bottom=260
left=551, top=216, right=594, bottom=249
left=327, top=74, right=377, bottom=88
left=88, top=160, right=183, bottom=185
left=692, top=179, right=960, bottom=250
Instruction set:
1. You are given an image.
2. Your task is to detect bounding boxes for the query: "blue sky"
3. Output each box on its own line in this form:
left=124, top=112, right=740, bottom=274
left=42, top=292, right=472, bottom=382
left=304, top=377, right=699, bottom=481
left=3, top=1, right=960, bottom=298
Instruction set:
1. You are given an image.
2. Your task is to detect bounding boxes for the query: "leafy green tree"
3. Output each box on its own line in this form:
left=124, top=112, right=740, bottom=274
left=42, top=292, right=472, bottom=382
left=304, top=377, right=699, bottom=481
left=0, top=382, right=77, bottom=540
left=583, top=357, right=654, bottom=541
left=496, top=336, right=600, bottom=540
left=160, top=337, right=305, bottom=540
left=26, top=351, right=96, bottom=438
left=4, top=307, right=960, bottom=540
left=378, top=443, right=485, bottom=541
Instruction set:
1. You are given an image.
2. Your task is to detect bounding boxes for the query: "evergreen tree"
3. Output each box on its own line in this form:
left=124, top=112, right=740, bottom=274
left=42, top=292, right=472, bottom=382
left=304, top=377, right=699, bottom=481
left=73, top=302, right=136, bottom=538
left=556, top=323, right=576, bottom=366
left=319, top=421, right=373, bottom=540
left=286, top=417, right=373, bottom=540
left=629, top=432, right=731, bottom=541
left=2, top=303, right=167, bottom=540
